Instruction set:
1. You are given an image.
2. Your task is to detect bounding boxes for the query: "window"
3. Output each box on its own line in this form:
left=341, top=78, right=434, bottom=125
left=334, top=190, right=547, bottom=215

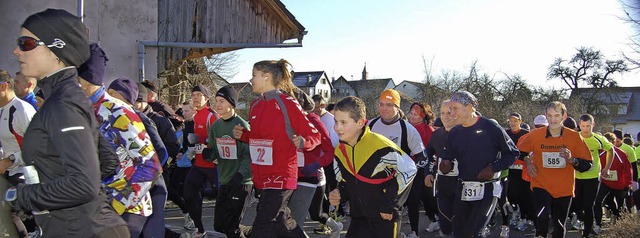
left=618, top=105, right=628, bottom=115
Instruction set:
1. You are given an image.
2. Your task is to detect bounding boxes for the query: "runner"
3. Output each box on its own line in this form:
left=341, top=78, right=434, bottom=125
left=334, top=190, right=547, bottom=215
left=233, top=59, right=320, bottom=238
left=594, top=133, right=632, bottom=232
left=407, top=102, right=439, bottom=235
left=10, top=8, right=128, bottom=237
left=287, top=90, right=340, bottom=237
left=328, top=96, right=417, bottom=238
left=439, top=91, right=519, bottom=238
left=573, top=114, right=613, bottom=237
left=505, top=113, right=531, bottom=233
left=207, top=86, right=253, bottom=238
left=78, top=43, right=163, bottom=237
left=424, top=100, right=458, bottom=237
left=0, top=70, right=36, bottom=237
left=183, top=85, right=219, bottom=238
left=367, top=89, right=428, bottom=238
left=613, top=129, right=638, bottom=211
left=517, top=101, right=592, bottom=238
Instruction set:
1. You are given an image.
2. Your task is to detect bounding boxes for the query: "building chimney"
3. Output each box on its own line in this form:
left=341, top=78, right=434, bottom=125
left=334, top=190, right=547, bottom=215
left=307, top=74, right=312, bottom=86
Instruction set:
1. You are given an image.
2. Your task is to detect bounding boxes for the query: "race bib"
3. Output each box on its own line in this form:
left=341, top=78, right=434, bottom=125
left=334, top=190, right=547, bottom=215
left=194, top=143, right=206, bottom=154
left=438, top=158, right=459, bottom=176
left=216, top=138, right=238, bottom=160
left=461, top=181, right=484, bottom=201
left=250, top=139, right=274, bottom=166
left=297, top=150, right=305, bottom=167
left=603, top=170, right=618, bottom=181
left=542, top=152, right=566, bottom=168
left=510, top=163, right=524, bottom=170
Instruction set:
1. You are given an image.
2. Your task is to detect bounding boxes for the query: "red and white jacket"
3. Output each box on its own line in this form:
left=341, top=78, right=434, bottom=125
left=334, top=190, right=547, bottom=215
left=297, top=113, right=335, bottom=178
left=193, top=106, right=218, bottom=168
left=239, top=90, right=320, bottom=190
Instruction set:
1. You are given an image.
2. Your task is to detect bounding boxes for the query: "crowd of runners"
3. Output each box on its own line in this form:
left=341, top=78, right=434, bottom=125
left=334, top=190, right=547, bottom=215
left=3, top=7, right=640, bottom=238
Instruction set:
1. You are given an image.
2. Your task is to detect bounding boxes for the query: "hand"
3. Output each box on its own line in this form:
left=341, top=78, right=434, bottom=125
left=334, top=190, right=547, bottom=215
left=201, top=148, right=214, bottom=162
left=328, top=189, right=341, bottom=206
left=292, top=135, right=304, bottom=149
left=525, top=158, right=537, bottom=177
left=477, top=164, right=494, bottom=181
left=228, top=172, right=244, bottom=187
left=559, top=148, right=572, bottom=160
left=424, top=174, right=434, bottom=187
left=302, top=162, right=321, bottom=177
left=233, top=124, right=244, bottom=139
left=601, top=168, right=611, bottom=179
left=439, top=160, right=452, bottom=174
left=0, top=159, right=13, bottom=174
left=380, top=212, right=393, bottom=221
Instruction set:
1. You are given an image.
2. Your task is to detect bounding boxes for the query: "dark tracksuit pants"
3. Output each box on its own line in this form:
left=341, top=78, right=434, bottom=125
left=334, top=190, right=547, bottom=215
left=346, top=217, right=399, bottom=238
left=167, top=167, right=190, bottom=214
left=250, top=189, right=305, bottom=238
left=214, top=184, right=252, bottom=238
left=594, top=183, right=627, bottom=226
left=408, top=168, right=437, bottom=233
left=184, top=166, right=218, bottom=234
left=533, top=188, right=572, bottom=238
left=436, top=175, right=457, bottom=235
left=453, top=180, right=498, bottom=238
left=142, top=174, right=168, bottom=238
left=507, top=169, right=534, bottom=222
left=496, top=177, right=510, bottom=226
left=572, top=178, right=599, bottom=237
left=309, top=184, right=330, bottom=224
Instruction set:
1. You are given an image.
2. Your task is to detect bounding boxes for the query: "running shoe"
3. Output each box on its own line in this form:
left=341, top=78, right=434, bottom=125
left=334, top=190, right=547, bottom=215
left=183, top=213, right=195, bottom=229
left=426, top=221, right=440, bottom=232
left=479, top=226, right=491, bottom=238
left=326, top=217, right=343, bottom=238
left=314, top=224, right=331, bottom=235
left=592, top=224, right=602, bottom=235
left=405, top=231, right=419, bottom=238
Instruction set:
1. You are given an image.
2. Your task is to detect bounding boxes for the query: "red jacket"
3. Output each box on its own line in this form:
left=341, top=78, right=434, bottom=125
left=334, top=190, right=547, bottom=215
left=240, top=90, right=321, bottom=189
left=298, top=113, right=335, bottom=178
left=411, top=122, right=433, bottom=161
left=193, top=106, right=218, bottom=168
left=600, top=147, right=632, bottom=190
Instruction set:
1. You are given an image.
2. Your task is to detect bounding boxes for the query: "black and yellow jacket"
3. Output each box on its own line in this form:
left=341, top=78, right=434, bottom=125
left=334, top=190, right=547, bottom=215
left=334, top=126, right=416, bottom=221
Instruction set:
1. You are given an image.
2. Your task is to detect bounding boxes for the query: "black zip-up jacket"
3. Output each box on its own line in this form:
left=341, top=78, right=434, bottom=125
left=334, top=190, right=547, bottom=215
left=143, top=106, right=179, bottom=163
left=16, top=68, right=126, bottom=237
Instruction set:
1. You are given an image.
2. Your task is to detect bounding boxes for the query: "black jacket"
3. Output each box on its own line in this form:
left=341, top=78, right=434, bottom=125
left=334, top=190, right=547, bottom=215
left=17, top=67, right=126, bottom=237
left=143, top=106, right=179, bottom=163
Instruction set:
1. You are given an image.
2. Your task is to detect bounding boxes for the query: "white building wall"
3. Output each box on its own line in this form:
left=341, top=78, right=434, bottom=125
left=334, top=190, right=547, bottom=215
left=0, top=1, right=158, bottom=84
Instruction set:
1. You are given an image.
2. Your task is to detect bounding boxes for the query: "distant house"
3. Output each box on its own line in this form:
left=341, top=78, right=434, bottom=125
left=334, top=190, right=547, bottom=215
left=570, top=87, right=640, bottom=140
left=292, top=71, right=333, bottom=100
left=395, top=80, right=425, bottom=99
left=331, top=76, right=356, bottom=99
left=331, top=65, right=395, bottom=100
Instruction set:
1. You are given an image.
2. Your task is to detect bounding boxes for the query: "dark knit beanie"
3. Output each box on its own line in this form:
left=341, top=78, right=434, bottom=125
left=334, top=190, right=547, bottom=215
left=215, top=85, right=238, bottom=108
left=141, top=80, right=157, bottom=93
left=108, top=77, right=138, bottom=105
left=78, top=43, right=108, bottom=85
left=22, top=9, right=89, bottom=67
left=192, top=85, right=210, bottom=98
left=137, top=83, right=148, bottom=102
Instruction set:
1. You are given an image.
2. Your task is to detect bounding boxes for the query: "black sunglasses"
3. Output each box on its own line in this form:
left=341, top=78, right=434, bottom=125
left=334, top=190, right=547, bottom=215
left=17, top=36, right=66, bottom=52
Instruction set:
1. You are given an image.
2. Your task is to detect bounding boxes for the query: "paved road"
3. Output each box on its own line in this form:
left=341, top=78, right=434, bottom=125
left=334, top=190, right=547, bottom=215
left=164, top=200, right=587, bottom=237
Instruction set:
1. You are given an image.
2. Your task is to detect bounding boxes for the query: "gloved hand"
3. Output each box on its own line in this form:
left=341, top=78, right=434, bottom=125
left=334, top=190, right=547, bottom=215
left=201, top=148, right=214, bottom=162
left=228, top=172, right=244, bottom=187
left=187, top=133, right=200, bottom=145
left=302, top=162, right=321, bottom=177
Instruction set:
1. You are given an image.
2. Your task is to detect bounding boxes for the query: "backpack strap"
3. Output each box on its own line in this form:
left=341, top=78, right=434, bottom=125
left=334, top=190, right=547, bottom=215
left=399, top=120, right=410, bottom=155
left=368, top=117, right=380, bottom=130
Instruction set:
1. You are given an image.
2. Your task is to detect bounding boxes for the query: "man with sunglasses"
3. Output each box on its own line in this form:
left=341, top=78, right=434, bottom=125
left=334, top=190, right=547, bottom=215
left=0, top=70, right=36, bottom=237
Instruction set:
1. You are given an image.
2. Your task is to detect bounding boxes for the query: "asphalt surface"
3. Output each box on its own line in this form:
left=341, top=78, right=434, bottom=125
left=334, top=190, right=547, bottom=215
left=164, top=199, right=589, bottom=238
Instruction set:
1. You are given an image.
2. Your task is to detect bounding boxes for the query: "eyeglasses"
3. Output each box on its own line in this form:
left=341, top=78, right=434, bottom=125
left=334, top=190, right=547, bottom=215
left=17, top=36, right=65, bottom=52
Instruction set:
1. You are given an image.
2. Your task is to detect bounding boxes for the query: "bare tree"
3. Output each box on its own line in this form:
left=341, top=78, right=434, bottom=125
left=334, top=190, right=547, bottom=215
left=548, top=47, right=628, bottom=89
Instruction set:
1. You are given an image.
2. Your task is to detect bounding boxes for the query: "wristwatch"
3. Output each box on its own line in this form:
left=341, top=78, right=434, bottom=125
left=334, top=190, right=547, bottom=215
left=6, top=154, right=15, bottom=162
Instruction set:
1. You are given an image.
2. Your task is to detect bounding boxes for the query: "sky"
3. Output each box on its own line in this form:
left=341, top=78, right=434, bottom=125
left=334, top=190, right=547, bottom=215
left=229, top=0, right=640, bottom=89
